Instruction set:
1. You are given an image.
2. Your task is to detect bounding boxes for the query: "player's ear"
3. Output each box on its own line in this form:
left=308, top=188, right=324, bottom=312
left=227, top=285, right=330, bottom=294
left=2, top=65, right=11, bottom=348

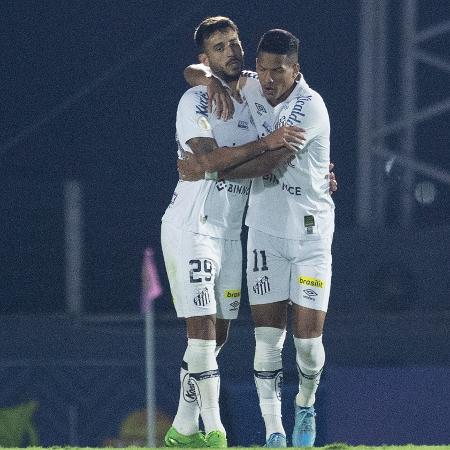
left=198, top=53, right=210, bottom=67
left=293, top=62, right=300, bottom=79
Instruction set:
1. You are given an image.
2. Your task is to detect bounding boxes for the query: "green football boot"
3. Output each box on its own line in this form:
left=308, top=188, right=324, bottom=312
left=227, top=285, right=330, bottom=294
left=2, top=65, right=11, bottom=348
left=164, top=426, right=207, bottom=447
left=205, top=430, right=227, bottom=448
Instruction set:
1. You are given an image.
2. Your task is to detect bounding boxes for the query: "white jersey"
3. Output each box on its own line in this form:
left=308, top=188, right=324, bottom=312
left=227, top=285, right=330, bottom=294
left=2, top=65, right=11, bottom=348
left=240, top=71, right=335, bottom=240
left=162, top=84, right=258, bottom=240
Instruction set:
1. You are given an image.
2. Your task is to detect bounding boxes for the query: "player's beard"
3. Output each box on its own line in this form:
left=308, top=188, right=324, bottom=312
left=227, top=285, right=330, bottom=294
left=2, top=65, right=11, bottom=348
left=210, top=58, right=243, bottom=83
left=216, top=70, right=240, bottom=82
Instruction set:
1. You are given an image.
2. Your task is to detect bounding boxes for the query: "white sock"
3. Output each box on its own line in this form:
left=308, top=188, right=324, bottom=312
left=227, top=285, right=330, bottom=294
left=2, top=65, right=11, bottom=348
left=188, top=338, right=225, bottom=434
left=172, top=348, right=200, bottom=435
left=294, top=335, right=325, bottom=408
left=254, top=327, right=286, bottom=439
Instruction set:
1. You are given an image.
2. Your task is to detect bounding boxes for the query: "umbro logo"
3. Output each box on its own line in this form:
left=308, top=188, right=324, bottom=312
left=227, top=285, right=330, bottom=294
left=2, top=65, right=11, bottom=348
left=302, top=288, right=318, bottom=302
left=255, top=102, right=267, bottom=115
left=304, top=289, right=317, bottom=296
left=229, top=300, right=240, bottom=311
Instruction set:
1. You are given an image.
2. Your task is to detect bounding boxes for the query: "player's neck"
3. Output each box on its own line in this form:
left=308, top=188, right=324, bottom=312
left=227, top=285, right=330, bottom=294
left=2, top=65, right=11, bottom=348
left=226, top=80, right=242, bottom=102
left=270, top=82, right=297, bottom=107
left=227, top=80, right=239, bottom=93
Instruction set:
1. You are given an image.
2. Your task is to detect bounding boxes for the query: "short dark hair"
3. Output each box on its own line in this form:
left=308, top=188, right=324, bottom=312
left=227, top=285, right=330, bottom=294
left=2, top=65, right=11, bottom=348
left=257, top=29, right=299, bottom=62
left=194, top=16, right=239, bottom=51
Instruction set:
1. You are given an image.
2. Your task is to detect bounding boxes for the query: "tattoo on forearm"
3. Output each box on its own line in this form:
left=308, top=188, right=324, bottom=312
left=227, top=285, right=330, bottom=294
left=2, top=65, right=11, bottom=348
left=187, top=137, right=218, bottom=155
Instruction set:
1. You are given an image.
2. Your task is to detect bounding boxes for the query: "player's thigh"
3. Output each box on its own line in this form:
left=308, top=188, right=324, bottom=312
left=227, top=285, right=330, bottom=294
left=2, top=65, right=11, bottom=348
left=246, top=228, right=290, bottom=305
left=251, top=301, right=289, bottom=329
left=215, top=238, right=242, bottom=321
left=289, top=238, right=332, bottom=313
left=291, top=304, right=326, bottom=338
left=161, top=222, right=220, bottom=318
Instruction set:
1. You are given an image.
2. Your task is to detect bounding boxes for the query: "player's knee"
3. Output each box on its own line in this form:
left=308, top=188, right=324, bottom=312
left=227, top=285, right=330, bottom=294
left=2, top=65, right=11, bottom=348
left=294, top=335, right=325, bottom=373
left=186, top=338, right=217, bottom=373
left=254, top=327, right=286, bottom=369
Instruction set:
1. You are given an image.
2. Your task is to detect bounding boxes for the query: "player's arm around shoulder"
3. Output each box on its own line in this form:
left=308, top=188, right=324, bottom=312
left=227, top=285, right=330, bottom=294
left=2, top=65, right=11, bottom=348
left=219, top=146, right=296, bottom=180
left=187, top=137, right=219, bottom=167
left=237, top=70, right=259, bottom=96
left=184, top=63, right=236, bottom=120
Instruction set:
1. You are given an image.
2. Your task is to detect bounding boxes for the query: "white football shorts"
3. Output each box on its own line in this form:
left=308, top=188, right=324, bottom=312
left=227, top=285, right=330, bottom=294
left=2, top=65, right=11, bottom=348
left=246, top=228, right=332, bottom=312
left=161, top=221, right=242, bottom=319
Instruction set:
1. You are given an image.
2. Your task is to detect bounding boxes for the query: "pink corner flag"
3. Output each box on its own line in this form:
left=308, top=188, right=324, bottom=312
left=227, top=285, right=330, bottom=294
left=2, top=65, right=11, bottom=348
left=141, top=247, right=163, bottom=313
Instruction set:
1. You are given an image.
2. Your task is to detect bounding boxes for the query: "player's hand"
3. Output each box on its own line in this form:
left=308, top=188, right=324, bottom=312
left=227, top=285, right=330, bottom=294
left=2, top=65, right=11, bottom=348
left=264, top=126, right=306, bottom=151
left=207, top=77, right=234, bottom=121
left=328, top=162, right=338, bottom=194
left=277, top=147, right=297, bottom=166
left=177, top=153, right=204, bottom=181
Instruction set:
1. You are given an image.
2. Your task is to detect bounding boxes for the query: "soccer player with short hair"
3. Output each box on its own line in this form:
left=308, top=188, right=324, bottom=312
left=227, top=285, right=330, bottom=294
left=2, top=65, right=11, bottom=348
left=183, top=28, right=335, bottom=448
left=161, top=17, right=305, bottom=448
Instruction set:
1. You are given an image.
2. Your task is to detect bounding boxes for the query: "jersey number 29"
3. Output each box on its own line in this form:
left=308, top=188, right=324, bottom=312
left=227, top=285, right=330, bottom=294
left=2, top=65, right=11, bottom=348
left=189, top=259, right=213, bottom=283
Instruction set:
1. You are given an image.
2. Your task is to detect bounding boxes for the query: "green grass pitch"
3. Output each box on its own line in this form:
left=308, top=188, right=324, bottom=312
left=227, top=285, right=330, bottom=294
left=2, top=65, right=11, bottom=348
left=9, top=444, right=450, bottom=450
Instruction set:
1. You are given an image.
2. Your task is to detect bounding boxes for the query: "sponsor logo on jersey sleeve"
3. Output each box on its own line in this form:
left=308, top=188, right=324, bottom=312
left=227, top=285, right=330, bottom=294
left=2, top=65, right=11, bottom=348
left=195, top=92, right=209, bottom=117
left=286, top=96, right=312, bottom=126
left=238, top=120, right=249, bottom=130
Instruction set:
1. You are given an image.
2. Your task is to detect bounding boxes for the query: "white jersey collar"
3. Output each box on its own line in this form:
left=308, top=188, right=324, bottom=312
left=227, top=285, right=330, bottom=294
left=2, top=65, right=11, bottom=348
left=285, top=74, right=309, bottom=102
